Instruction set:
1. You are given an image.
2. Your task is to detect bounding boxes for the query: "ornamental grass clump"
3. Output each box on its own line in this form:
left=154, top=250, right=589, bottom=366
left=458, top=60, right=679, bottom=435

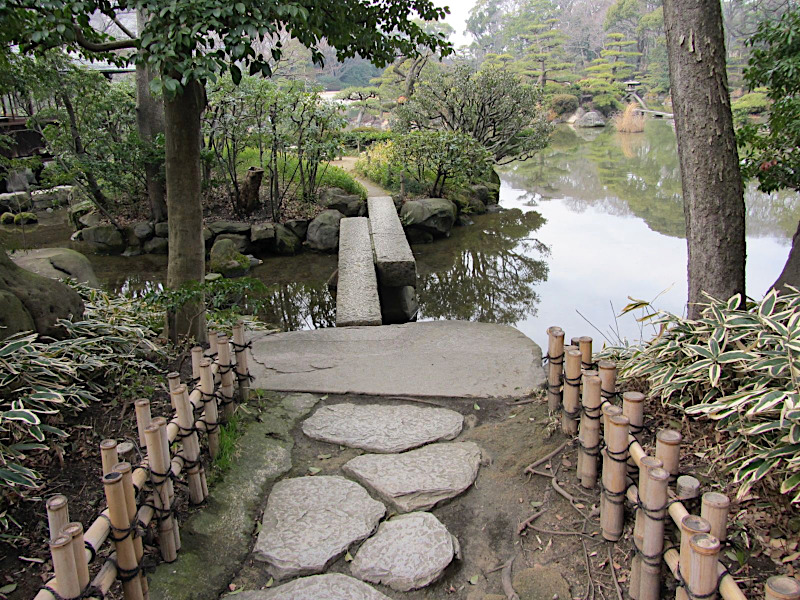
left=607, top=288, right=800, bottom=503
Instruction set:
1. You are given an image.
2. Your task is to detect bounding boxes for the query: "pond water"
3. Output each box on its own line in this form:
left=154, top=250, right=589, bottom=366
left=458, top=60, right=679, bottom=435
left=3, top=120, right=798, bottom=351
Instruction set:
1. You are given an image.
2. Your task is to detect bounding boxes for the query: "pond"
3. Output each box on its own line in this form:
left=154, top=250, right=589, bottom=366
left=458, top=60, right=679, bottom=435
left=3, top=120, right=798, bottom=351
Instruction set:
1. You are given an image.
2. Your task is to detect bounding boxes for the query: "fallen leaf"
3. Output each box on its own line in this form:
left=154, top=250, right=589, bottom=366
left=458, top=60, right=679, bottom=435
left=265, top=578, right=274, bottom=588
left=229, top=584, right=237, bottom=592
left=508, top=414, right=516, bottom=419
left=317, top=453, right=332, bottom=460
left=575, top=503, right=585, bottom=509
left=613, top=562, right=621, bottom=570
left=555, top=514, right=564, bottom=521
left=468, top=575, right=479, bottom=585
left=473, top=403, right=481, bottom=411
left=308, top=467, right=321, bottom=474
left=345, top=551, right=353, bottom=562
left=562, top=458, right=572, bottom=467
left=530, top=501, right=543, bottom=508
left=0, top=584, right=17, bottom=595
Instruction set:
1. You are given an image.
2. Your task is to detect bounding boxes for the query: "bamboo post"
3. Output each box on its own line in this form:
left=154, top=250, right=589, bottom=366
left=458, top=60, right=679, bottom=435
left=46, top=495, right=69, bottom=541
left=117, top=441, right=136, bottom=464
left=701, top=492, right=730, bottom=543
left=578, top=374, right=602, bottom=489
left=233, top=321, right=250, bottom=402
left=546, top=326, right=565, bottom=412
left=134, top=399, right=151, bottom=449
left=656, top=429, right=682, bottom=479
left=172, top=385, right=205, bottom=504
left=622, top=391, right=645, bottom=438
left=562, top=349, right=582, bottom=434
left=688, top=533, right=721, bottom=600
left=578, top=336, right=593, bottom=370
left=50, top=534, right=81, bottom=599
left=766, top=577, right=800, bottom=600
left=167, top=372, right=181, bottom=408
left=152, top=416, right=180, bottom=551
left=602, top=402, right=622, bottom=433
left=639, top=466, right=669, bottom=600
left=199, top=358, right=220, bottom=459
left=113, top=462, right=148, bottom=600
left=62, top=523, right=90, bottom=592
left=601, top=414, right=629, bottom=541
left=630, top=455, right=664, bottom=599
left=191, top=346, right=204, bottom=383
left=101, top=472, right=144, bottom=600
left=677, top=475, right=701, bottom=500
left=207, top=330, right=219, bottom=358
left=677, top=515, right=712, bottom=600
left=144, top=425, right=178, bottom=563
left=597, top=360, right=617, bottom=405
left=100, top=439, right=118, bottom=475
left=217, top=335, right=236, bottom=421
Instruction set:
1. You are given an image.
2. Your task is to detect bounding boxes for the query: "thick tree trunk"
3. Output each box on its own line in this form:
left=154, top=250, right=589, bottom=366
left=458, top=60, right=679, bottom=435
left=239, top=166, right=264, bottom=215
left=164, top=79, right=207, bottom=343
left=773, top=220, right=800, bottom=293
left=663, top=0, right=746, bottom=318
left=136, top=10, right=167, bottom=223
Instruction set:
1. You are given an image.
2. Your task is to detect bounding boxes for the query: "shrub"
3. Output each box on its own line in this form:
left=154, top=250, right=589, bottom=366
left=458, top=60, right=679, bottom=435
left=731, top=91, right=769, bottom=120
left=613, top=103, right=646, bottom=133
left=13, top=212, right=37, bottom=225
left=341, top=127, right=393, bottom=149
left=549, top=94, right=580, bottom=116
left=592, top=94, right=622, bottom=117
left=0, top=212, right=14, bottom=224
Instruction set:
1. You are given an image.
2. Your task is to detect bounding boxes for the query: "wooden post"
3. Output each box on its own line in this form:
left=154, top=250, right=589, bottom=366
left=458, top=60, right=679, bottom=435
left=217, top=335, right=236, bottom=421
left=655, top=429, right=682, bottom=479
left=232, top=321, right=250, bottom=403
left=546, top=326, right=565, bottom=412
left=101, top=472, right=144, bottom=600
left=562, top=349, right=582, bottom=434
left=601, top=414, right=629, bottom=541
left=199, top=358, right=220, bottom=459
left=100, top=439, right=118, bottom=475
left=134, top=399, right=151, bottom=449
left=639, top=466, right=669, bottom=600
left=191, top=346, right=204, bottom=383
left=597, top=360, right=617, bottom=405
left=144, top=425, right=178, bottom=563
left=50, top=534, right=81, bottom=599
left=765, top=576, right=800, bottom=600
left=630, top=456, right=663, bottom=599
left=62, top=522, right=90, bottom=592
left=578, top=336, right=593, bottom=370
left=677, top=515, right=711, bottom=600
left=677, top=475, right=701, bottom=500
left=701, top=492, right=730, bottom=543
left=46, top=495, right=69, bottom=541
left=113, top=462, right=148, bottom=600
left=688, top=533, right=721, bottom=600
left=578, top=374, right=602, bottom=489
left=172, top=384, right=206, bottom=504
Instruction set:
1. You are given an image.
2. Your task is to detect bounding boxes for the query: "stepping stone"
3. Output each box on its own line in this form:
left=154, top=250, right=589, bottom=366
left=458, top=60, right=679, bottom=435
left=254, top=476, right=385, bottom=579
left=337, top=217, right=382, bottom=327
left=350, top=512, right=458, bottom=591
left=302, top=403, right=464, bottom=453
left=236, top=574, right=391, bottom=600
left=342, top=442, right=481, bottom=512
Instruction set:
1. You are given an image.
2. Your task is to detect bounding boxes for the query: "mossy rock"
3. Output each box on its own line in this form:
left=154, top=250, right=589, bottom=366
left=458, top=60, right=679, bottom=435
left=209, top=238, right=250, bottom=278
left=14, top=212, right=38, bottom=225
left=0, top=212, right=14, bottom=225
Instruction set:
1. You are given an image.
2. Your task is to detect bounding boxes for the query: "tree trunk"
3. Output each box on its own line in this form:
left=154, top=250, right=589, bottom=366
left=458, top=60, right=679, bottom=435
left=663, top=0, right=746, bottom=318
left=239, top=166, right=264, bottom=215
left=136, top=10, right=167, bottom=223
left=164, top=79, right=207, bottom=343
left=773, top=220, right=800, bottom=293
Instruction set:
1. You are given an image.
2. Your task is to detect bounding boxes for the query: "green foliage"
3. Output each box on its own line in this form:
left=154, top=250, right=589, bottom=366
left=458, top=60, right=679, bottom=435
left=0, top=284, right=165, bottom=499
left=605, top=289, right=800, bottom=503
left=341, top=128, right=393, bottom=150
left=731, top=91, right=769, bottom=120
left=354, top=140, right=407, bottom=193
left=548, top=94, right=579, bottom=115
left=12, top=212, right=36, bottom=225
left=737, top=7, right=800, bottom=194
left=210, top=413, right=242, bottom=476
left=592, top=93, right=622, bottom=116
left=0, top=213, right=14, bottom=225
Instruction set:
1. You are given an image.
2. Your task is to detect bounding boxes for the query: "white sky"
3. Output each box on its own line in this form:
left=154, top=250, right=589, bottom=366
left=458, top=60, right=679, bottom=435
left=434, top=0, right=478, bottom=48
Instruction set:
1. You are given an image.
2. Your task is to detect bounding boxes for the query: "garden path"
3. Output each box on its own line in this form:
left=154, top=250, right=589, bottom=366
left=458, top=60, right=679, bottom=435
left=331, top=157, right=391, bottom=198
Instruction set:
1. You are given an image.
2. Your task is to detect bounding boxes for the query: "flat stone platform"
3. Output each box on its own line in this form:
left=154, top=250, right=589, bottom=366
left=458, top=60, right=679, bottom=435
left=248, top=320, right=545, bottom=399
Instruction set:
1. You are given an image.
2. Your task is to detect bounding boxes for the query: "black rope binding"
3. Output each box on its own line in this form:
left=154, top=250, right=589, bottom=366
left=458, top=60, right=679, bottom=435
left=45, top=584, right=106, bottom=600
left=674, top=560, right=729, bottom=599
left=564, top=374, right=582, bottom=388
left=581, top=360, right=598, bottom=370
left=230, top=339, right=252, bottom=352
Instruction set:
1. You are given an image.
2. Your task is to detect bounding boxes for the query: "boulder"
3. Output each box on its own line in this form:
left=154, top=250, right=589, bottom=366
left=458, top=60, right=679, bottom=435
left=285, top=219, right=309, bottom=240
left=67, top=200, right=94, bottom=229
left=30, top=185, right=73, bottom=209
left=11, top=248, right=99, bottom=287
left=1, top=212, right=14, bottom=225
left=274, top=225, right=301, bottom=255
left=209, top=238, right=250, bottom=278
left=251, top=222, right=276, bottom=252
left=0, top=249, right=84, bottom=340
left=307, top=210, right=343, bottom=252
left=81, top=225, right=125, bottom=254
left=5, top=169, right=34, bottom=192
left=203, top=227, right=214, bottom=249
left=0, top=289, right=36, bottom=337
left=215, top=233, right=249, bottom=254
left=380, top=285, right=419, bottom=323
left=0, top=191, right=30, bottom=213
left=320, top=188, right=366, bottom=217
left=566, top=106, right=586, bottom=124
left=133, top=222, right=154, bottom=241
left=207, top=220, right=251, bottom=235
left=453, top=193, right=486, bottom=216
left=406, top=229, right=434, bottom=244
left=456, top=215, right=474, bottom=227
left=236, top=574, right=391, bottom=600
left=154, top=222, right=169, bottom=237
left=78, top=212, right=102, bottom=228
left=143, top=237, right=168, bottom=254
left=400, top=198, right=457, bottom=238
left=575, top=110, right=606, bottom=128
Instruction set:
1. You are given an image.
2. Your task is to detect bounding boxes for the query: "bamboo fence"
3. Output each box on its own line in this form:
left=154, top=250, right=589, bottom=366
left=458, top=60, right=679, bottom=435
left=542, top=326, right=800, bottom=600
left=32, top=321, right=252, bottom=600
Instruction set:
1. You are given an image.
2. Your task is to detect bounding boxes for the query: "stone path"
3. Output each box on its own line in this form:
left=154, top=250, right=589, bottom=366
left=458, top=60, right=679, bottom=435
left=252, top=402, right=484, bottom=597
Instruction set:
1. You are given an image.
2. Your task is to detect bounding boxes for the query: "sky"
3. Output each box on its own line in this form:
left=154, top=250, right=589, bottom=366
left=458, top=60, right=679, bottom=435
left=434, top=0, right=478, bottom=48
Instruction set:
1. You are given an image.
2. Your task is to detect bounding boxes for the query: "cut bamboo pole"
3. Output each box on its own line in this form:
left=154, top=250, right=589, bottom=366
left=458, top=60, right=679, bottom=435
left=113, top=462, right=148, bottom=600
left=656, top=429, right=682, bottom=479
left=562, top=349, right=582, bottom=435
left=117, top=441, right=136, bottom=464
left=199, top=358, right=220, bottom=458
left=62, top=522, right=89, bottom=592
left=546, top=326, right=565, bottom=412
left=50, top=534, right=81, bottom=599
left=677, top=515, right=712, bottom=600
left=46, top=495, right=69, bottom=541
left=233, top=321, right=250, bottom=402
left=172, top=385, right=205, bottom=504
left=622, top=391, right=645, bottom=438
left=191, top=346, right=204, bottom=382
left=701, top=492, right=730, bottom=543
left=134, top=399, right=151, bottom=449
left=664, top=547, right=746, bottom=600
left=217, top=334, right=236, bottom=421
left=677, top=475, right=701, bottom=501
left=100, top=439, right=118, bottom=475
left=597, top=360, right=617, bottom=405
left=689, top=533, right=721, bottom=600
left=602, top=402, right=622, bottom=433
left=144, top=425, right=178, bottom=563
left=578, top=336, right=593, bottom=370
left=167, top=371, right=181, bottom=408
left=601, top=414, right=629, bottom=541
left=639, top=466, right=669, bottom=600
left=630, top=455, right=664, bottom=599
left=207, top=330, right=219, bottom=358
left=153, top=416, right=180, bottom=551
left=766, top=576, right=800, bottom=600
left=102, top=472, right=144, bottom=600
left=578, top=374, right=602, bottom=489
